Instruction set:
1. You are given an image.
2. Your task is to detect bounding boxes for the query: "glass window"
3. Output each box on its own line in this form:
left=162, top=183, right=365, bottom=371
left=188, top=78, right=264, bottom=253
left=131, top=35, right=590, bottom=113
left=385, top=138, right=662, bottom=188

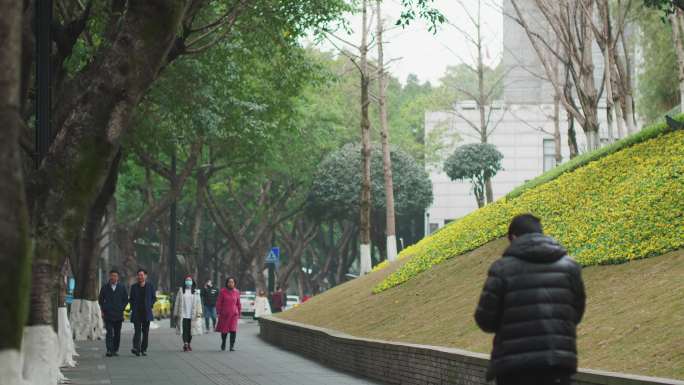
left=543, top=139, right=556, bottom=172
left=429, top=223, right=439, bottom=234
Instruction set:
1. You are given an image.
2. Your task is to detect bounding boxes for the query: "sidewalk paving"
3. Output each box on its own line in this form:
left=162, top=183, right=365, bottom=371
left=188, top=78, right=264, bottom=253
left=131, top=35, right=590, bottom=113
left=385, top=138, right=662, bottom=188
left=62, top=318, right=376, bottom=385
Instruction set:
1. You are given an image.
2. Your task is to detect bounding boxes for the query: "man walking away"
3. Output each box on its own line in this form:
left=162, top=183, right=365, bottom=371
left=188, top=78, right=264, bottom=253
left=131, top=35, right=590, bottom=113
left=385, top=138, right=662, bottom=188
left=98, top=270, right=128, bottom=357
left=475, top=214, right=586, bottom=385
left=129, top=268, right=156, bottom=356
left=201, top=280, right=219, bottom=332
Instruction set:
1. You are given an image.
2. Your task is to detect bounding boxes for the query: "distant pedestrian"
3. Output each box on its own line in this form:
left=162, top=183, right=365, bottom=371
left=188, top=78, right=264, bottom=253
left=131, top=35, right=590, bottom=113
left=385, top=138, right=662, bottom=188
left=200, top=280, right=219, bottom=332
left=129, top=268, right=156, bottom=357
left=98, top=270, right=128, bottom=357
left=216, top=277, right=241, bottom=351
left=253, top=290, right=271, bottom=320
left=173, top=275, right=203, bottom=352
left=474, top=214, right=586, bottom=385
left=270, top=286, right=284, bottom=313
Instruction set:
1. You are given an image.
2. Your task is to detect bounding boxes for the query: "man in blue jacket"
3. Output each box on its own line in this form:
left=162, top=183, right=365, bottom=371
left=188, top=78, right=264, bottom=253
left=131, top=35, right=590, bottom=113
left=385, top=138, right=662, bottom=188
left=98, top=269, right=128, bottom=357
left=129, top=268, right=156, bottom=356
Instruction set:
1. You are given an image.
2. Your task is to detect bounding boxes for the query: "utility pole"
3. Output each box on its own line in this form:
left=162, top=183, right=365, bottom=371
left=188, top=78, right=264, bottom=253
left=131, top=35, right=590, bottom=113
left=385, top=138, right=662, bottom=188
left=169, top=147, right=177, bottom=327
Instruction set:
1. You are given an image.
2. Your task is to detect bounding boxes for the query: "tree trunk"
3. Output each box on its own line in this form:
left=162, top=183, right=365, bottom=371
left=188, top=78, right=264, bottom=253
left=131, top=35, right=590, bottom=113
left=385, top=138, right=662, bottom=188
left=75, top=150, right=122, bottom=301
left=672, top=11, right=684, bottom=113
left=376, top=0, right=397, bottom=262
left=359, top=0, right=372, bottom=275
left=0, top=0, right=32, bottom=368
left=26, top=1, right=188, bottom=327
left=553, top=94, right=562, bottom=163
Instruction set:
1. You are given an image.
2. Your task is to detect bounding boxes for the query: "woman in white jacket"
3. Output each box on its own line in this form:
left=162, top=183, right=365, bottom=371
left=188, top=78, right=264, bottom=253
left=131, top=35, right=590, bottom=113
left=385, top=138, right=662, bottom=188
left=253, top=290, right=271, bottom=320
left=173, top=275, right=203, bottom=352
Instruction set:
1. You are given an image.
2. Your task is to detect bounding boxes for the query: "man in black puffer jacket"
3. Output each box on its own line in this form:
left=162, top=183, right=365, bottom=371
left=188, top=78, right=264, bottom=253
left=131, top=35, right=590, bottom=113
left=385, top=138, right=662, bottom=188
left=475, top=214, right=586, bottom=385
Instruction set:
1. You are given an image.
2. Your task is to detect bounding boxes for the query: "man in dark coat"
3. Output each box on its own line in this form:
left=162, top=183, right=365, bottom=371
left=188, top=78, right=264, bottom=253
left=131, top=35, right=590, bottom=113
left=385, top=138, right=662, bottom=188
left=98, top=269, right=128, bottom=357
left=474, top=214, right=586, bottom=385
left=200, top=280, right=219, bottom=331
left=271, top=286, right=284, bottom=313
left=129, top=268, right=156, bottom=356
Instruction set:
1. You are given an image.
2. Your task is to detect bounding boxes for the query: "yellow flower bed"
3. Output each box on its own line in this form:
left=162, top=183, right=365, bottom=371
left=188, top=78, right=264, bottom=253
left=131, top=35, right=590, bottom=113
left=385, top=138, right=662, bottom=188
left=374, top=130, right=684, bottom=293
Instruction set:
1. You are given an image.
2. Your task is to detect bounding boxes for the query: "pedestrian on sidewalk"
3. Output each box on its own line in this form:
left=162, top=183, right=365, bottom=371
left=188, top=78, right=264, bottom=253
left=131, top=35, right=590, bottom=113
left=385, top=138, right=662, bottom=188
left=270, top=286, right=284, bottom=313
left=129, top=268, right=156, bottom=357
left=474, top=214, right=586, bottom=385
left=200, top=279, right=219, bottom=332
left=173, top=275, right=203, bottom=352
left=98, top=269, right=128, bottom=357
left=253, top=289, right=271, bottom=320
left=216, top=277, right=241, bottom=351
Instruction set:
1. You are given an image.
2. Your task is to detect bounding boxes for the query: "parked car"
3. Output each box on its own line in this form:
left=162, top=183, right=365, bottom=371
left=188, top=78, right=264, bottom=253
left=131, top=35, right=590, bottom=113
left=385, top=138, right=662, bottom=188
left=284, top=295, right=300, bottom=311
left=153, top=293, right=171, bottom=319
left=240, top=292, right=256, bottom=315
left=124, top=292, right=171, bottom=320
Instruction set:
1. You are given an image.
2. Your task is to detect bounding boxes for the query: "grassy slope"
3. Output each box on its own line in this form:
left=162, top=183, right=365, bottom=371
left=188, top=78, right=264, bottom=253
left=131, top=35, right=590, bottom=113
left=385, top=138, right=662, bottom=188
left=280, top=240, right=684, bottom=380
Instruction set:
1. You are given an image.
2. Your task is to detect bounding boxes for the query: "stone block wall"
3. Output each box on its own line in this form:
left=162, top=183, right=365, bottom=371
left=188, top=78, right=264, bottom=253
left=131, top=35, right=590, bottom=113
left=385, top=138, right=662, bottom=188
left=259, top=317, right=683, bottom=385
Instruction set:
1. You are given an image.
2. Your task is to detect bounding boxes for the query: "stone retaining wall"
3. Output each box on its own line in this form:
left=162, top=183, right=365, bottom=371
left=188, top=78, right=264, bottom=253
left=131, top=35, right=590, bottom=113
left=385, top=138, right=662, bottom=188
left=259, top=316, right=684, bottom=385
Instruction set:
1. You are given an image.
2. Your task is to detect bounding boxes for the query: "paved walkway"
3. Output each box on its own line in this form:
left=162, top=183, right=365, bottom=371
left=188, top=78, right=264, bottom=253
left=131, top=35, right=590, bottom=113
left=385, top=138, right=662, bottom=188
left=62, top=318, right=376, bottom=385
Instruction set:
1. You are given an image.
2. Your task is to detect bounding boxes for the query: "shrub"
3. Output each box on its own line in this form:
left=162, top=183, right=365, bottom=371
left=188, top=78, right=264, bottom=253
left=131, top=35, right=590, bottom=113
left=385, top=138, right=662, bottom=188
left=373, top=127, right=684, bottom=293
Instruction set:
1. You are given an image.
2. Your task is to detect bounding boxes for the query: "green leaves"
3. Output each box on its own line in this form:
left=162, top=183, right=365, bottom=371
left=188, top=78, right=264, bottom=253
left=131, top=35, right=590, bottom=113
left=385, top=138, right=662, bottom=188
left=443, top=142, right=503, bottom=192
left=307, top=144, right=433, bottom=221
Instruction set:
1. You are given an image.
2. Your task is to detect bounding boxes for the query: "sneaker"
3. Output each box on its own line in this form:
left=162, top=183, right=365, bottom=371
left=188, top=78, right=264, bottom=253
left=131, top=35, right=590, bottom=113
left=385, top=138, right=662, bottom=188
left=183, top=344, right=188, bottom=352
left=188, top=344, right=192, bottom=352
left=131, top=349, right=140, bottom=356
left=112, top=352, right=119, bottom=357
left=229, top=347, right=235, bottom=352
left=141, top=351, right=147, bottom=356
left=106, top=351, right=112, bottom=357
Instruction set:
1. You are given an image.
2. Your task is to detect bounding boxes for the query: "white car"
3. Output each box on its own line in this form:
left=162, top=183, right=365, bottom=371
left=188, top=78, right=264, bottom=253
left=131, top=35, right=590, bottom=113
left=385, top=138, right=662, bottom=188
left=240, top=292, right=256, bottom=315
left=284, top=295, right=300, bottom=311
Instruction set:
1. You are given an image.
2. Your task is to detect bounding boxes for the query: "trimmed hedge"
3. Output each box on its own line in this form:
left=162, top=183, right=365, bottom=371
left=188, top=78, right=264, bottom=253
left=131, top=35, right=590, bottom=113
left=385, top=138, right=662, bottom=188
left=373, top=123, right=684, bottom=293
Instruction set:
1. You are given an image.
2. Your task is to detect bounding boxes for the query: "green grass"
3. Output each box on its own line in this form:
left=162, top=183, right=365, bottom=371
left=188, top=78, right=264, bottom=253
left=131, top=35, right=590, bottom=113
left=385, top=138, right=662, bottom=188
left=280, top=241, right=684, bottom=380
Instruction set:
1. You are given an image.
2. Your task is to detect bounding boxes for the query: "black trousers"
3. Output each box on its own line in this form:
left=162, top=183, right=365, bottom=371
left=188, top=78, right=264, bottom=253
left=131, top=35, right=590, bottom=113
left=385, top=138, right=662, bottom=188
left=182, top=318, right=192, bottom=343
left=104, top=319, right=122, bottom=353
left=221, top=332, right=236, bottom=348
left=497, top=372, right=571, bottom=385
left=132, top=320, right=150, bottom=353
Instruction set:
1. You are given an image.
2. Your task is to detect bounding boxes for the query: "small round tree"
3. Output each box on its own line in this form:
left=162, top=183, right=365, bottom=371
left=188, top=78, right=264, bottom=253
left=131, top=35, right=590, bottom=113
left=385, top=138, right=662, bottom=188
left=307, top=144, right=433, bottom=260
left=444, top=143, right=503, bottom=208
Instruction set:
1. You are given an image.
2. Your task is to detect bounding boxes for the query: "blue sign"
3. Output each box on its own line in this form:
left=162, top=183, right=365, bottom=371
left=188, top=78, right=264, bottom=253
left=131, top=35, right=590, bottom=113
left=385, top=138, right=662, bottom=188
left=65, top=294, right=74, bottom=305
left=265, top=247, right=280, bottom=264
left=68, top=277, right=76, bottom=292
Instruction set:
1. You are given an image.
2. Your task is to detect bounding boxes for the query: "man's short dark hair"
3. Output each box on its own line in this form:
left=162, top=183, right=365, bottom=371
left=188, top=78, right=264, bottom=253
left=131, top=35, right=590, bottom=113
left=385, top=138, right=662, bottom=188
left=137, top=268, right=147, bottom=275
left=508, top=214, right=543, bottom=240
left=109, top=269, right=119, bottom=275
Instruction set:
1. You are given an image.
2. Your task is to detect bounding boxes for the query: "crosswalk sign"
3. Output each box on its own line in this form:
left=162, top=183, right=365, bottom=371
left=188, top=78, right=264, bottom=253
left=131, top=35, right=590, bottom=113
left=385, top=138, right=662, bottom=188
left=265, top=247, right=280, bottom=264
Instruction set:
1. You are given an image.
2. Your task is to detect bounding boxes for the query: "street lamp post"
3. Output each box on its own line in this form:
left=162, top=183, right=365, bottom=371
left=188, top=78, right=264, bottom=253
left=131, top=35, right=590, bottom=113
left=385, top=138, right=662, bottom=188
left=35, top=0, right=53, bottom=167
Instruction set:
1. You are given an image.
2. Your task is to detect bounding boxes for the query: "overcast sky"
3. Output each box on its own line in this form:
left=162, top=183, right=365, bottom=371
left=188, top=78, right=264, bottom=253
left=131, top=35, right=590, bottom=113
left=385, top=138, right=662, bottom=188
left=312, top=0, right=504, bottom=86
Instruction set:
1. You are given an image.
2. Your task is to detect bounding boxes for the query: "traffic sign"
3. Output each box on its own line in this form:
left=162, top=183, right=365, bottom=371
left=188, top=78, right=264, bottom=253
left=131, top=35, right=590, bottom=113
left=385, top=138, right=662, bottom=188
left=265, top=247, right=280, bottom=264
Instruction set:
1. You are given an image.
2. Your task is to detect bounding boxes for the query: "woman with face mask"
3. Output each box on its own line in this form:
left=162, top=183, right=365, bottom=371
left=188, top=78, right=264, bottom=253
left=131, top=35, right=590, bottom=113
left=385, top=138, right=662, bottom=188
left=172, top=275, right=203, bottom=352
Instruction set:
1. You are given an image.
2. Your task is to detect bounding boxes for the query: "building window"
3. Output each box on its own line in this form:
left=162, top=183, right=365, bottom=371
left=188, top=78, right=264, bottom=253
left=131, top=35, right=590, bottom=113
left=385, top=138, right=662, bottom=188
left=543, top=139, right=556, bottom=172
left=429, top=223, right=439, bottom=234
left=444, top=219, right=454, bottom=225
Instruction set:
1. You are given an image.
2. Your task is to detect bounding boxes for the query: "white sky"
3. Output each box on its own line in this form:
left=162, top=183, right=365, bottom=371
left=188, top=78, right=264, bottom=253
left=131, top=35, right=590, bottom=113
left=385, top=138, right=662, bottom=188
left=312, top=0, right=504, bottom=86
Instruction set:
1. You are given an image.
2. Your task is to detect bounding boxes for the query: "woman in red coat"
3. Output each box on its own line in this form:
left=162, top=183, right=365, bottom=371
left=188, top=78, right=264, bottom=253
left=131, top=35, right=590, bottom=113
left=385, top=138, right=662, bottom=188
left=215, top=277, right=241, bottom=351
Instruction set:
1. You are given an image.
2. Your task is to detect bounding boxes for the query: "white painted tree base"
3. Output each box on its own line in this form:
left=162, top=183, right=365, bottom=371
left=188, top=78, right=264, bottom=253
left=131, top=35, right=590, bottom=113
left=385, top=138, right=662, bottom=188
left=360, top=244, right=372, bottom=275
left=69, top=299, right=104, bottom=341
left=22, top=325, right=63, bottom=385
left=0, top=349, right=29, bottom=385
left=58, top=307, right=78, bottom=367
left=386, top=235, right=398, bottom=262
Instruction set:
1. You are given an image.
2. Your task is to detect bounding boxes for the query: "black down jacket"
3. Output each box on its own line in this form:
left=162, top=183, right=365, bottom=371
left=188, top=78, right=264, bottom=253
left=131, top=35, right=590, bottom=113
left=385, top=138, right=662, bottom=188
left=474, top=233, right=586, bottom=380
